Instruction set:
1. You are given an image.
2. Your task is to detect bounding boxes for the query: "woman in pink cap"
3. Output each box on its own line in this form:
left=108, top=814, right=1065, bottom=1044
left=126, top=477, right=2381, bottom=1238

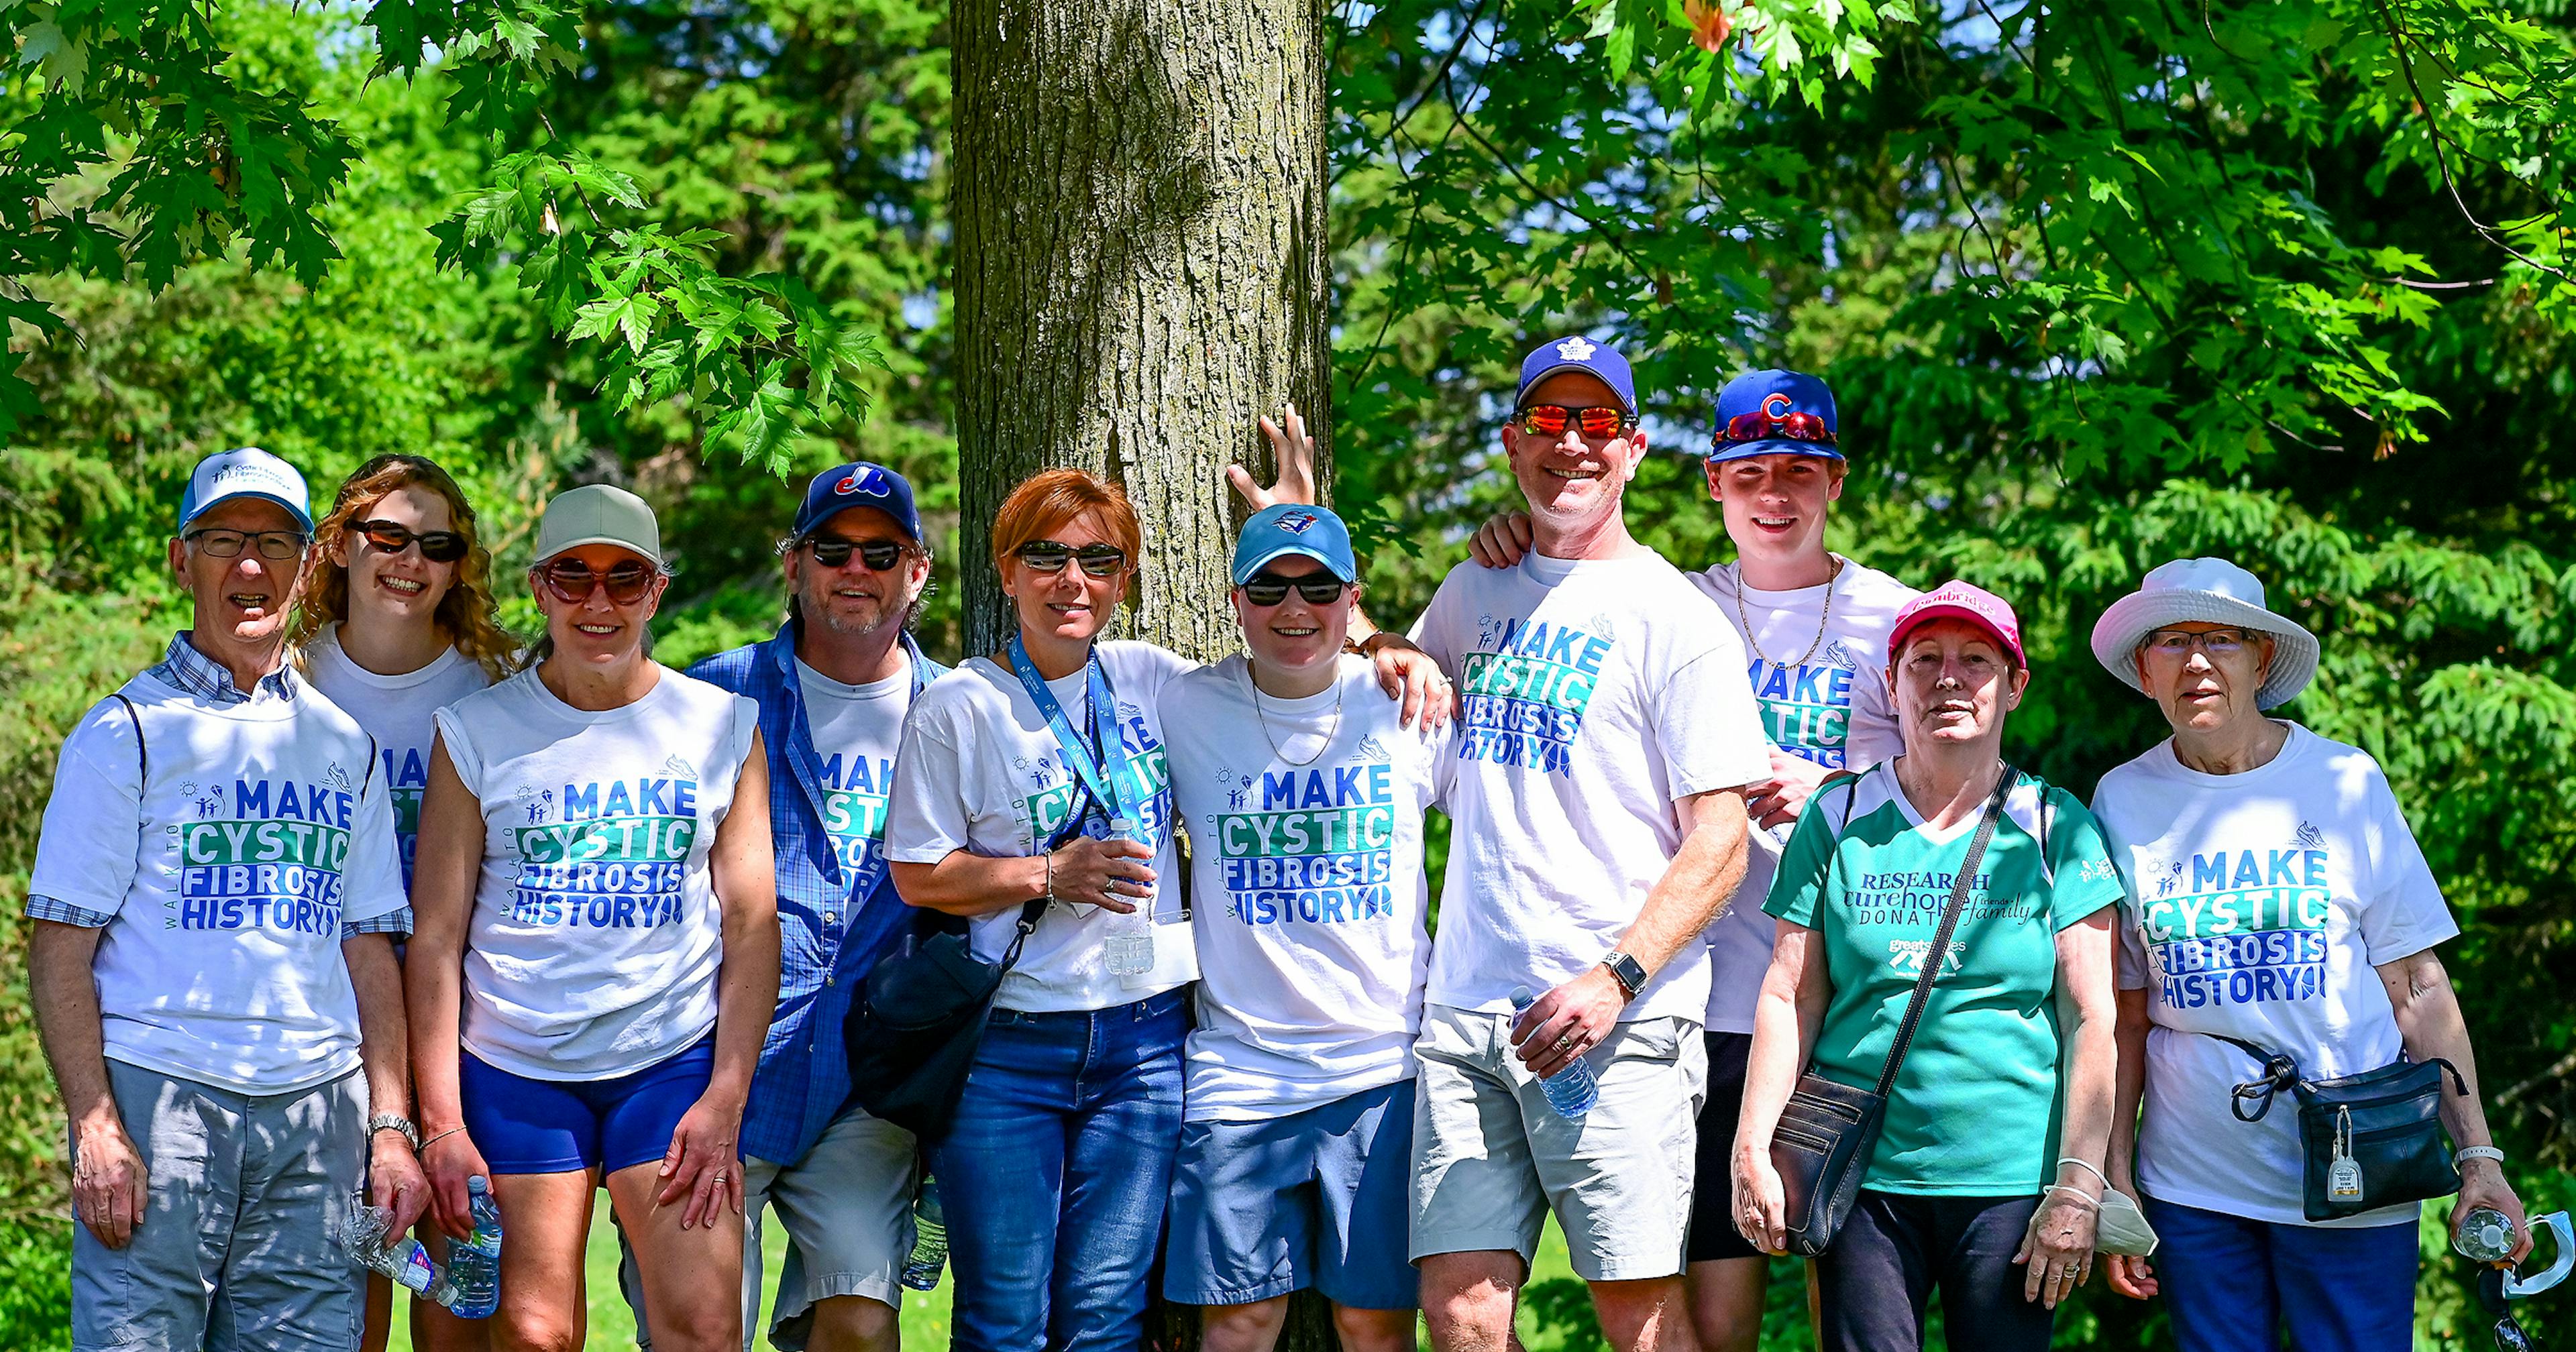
left=1730, top=581, right=2124, bottom=1352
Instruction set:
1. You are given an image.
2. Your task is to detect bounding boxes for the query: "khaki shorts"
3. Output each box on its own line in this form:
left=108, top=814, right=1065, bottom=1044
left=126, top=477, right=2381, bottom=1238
left=1409, top=1005, right=1707, bottom=1283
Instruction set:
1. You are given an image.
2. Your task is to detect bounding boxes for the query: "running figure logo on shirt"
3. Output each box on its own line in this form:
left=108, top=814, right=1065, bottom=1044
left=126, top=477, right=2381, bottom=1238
left=1456, top=613, right=1613, bottom=777
left=1211, top=761, right=1401, bottom=927
left=2133, top=831, right=2332, bottom=1009
left=170, top=777, right=356, bottom=938
left=507, top=775, right=700, bottom=928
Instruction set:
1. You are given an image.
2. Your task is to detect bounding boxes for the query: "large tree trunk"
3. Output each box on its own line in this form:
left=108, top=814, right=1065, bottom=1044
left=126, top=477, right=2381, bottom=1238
left=951, top=0, right=1333, bottom=664
left=949, top=0, right=1341, bottom=1347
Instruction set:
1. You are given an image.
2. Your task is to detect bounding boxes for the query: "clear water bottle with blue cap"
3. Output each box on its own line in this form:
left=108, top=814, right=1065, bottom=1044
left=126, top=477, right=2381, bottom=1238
left=900, top=1176, right=948, bottom=1291
left=1101, top=815, right=1155, bottom=977
left=1511, top=986, right=1598, bottom=1119
left=446, top=1175, right=504, bottom=1318
left=340, top=1198, right=461, bottom=1308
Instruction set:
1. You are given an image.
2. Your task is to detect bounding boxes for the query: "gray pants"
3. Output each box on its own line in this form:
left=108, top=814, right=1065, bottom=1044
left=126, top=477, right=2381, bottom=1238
left=72, top=1061, right=368, bottom=1352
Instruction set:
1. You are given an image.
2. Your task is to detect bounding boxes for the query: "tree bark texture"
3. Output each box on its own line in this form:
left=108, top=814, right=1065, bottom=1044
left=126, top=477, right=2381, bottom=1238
left=951, top=0, right=1334, bottom=665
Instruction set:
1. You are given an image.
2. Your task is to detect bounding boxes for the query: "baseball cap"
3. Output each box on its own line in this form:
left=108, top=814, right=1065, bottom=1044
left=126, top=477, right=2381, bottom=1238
left=794, top=461, right=923, bottom=543
left=533, top=484, right=663, bottom=567
left=1888, top=580, right=2026, bottom=669
left=1232, top=504, right=1357, bottom=585
left=179, top=447, right=313, bottom=533
left=1707, top=370, right=1843, bottom=463
left=1515, top=334, right=1638, bottom=415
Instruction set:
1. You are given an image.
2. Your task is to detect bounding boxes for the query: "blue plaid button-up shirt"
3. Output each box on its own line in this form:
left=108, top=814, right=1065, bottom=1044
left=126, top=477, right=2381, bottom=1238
left=688, top=622, right=942, bottom=1166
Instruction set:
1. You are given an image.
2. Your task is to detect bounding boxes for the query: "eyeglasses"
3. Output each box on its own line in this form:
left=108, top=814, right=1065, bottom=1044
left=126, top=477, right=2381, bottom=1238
left=1515, top=404, right=1633, bottom=439
left=1711, top=408, right=1838, bottom=448
left=350, top=518, right=469, bottom=564
left=535, top=559, right=659, bottom=606
left=2141, top=627, right=2259, bottom=659
left=184, top=528, right=311, bottom=561
left=1241, top=572, right=1351, bottom=607
left=805, top=537, right=906, bottom=571
left=1015, top=541, right=1128, bottom=577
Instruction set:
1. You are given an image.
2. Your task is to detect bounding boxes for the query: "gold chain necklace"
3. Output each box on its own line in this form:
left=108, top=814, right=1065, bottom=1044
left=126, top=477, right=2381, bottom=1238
left=1735, top=555, right=1844, bottom=670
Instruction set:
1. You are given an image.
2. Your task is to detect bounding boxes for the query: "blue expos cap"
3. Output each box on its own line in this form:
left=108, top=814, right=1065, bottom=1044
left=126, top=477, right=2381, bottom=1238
left=794, top=461, right=923, bottom=543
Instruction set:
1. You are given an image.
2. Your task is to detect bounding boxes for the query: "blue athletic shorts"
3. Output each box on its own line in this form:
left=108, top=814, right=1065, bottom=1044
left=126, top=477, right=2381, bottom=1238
left=1163, top=1078, right=1417, bottom=1311
left=459, top=1039, right=714, bottom=1176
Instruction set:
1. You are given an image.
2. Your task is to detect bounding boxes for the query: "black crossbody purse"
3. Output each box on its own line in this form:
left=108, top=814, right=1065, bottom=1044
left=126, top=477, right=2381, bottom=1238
left=2212, top=1034, right=2467, bottom=1221
left=1769, top=766, right=2016, bottom=1257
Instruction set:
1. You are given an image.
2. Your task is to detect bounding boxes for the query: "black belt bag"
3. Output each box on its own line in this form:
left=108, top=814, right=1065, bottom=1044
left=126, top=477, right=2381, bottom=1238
left=1771, top=767, right=2015, bottom=1257
left=2216, top=1035, right=2468, bottom=1222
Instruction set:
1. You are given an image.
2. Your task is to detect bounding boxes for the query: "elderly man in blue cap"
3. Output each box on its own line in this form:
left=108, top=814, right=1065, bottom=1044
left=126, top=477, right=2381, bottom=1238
left=28, top=446, right=423, bottom=1351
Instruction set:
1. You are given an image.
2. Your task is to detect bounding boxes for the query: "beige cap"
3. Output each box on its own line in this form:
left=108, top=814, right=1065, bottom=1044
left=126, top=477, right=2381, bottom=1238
left=533, top=484, right=663, bottom=567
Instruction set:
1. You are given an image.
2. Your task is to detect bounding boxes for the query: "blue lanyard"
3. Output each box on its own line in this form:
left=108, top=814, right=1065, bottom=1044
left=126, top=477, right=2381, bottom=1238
left=1006, top=636, right=1134, bottom=825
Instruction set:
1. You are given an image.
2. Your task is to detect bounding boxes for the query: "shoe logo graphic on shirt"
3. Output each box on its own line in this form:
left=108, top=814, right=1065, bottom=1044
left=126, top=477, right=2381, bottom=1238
left=662, top=754, right=696, bottom=782
left=1354, top=733, right=1391, bottom=763
left=2292, top=821, right=2325, bottom=851
left=324, top=761, right=353, bottom=792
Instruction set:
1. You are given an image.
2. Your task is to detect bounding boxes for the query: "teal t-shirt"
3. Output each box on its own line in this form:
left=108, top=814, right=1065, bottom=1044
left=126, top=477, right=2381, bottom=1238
left=1764, top=764, right=2123, bottom=1194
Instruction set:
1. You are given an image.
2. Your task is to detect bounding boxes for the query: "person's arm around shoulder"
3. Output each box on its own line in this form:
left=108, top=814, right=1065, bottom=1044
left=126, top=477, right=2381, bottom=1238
left=654, top=727, right=780, bottom=1229
left=1511, top=786, right=1752, bottom=1079
left=408, top=730, right=490, bottom=1239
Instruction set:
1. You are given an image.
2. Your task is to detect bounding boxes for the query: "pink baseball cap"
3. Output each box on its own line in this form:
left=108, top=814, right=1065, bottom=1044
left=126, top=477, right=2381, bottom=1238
left=1888, top=580, right=2026, bottom=669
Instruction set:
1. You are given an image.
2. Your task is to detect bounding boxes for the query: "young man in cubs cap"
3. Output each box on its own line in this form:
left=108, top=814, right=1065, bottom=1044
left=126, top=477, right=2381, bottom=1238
left=28, top=446, right=425, bottom=1350
left=1473, top=368, right=1919, bottom=1351
left=1157, top=502, right=1449, bottom=1352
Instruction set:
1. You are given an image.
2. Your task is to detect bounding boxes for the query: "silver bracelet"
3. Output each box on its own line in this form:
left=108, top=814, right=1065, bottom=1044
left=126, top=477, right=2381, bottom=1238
left=2455, top=1145, right=2507, bottom=1168
left=1041, top=848, right=1055, bottom=903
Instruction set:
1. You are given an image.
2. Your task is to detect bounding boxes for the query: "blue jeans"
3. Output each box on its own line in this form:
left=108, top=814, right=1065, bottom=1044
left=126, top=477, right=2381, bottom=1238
left=2142, top=1193, right=2418, bottom=1352
left=930, top=989, right=1188, bottom=1352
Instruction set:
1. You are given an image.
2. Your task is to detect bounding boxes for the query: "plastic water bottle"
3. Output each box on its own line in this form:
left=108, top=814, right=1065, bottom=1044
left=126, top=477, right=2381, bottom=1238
left=341, top=1199, right=461, bottom=1307
left=1511, top=986, right=1599, bottom=1120
left=446, top=1176, right=504, bottom=1318
left=1101, top=815, right=1156, bottom=978
left=2457, top=1205, right=2519, bottom=1263
left=899, top=1176, right=948, bottom=1291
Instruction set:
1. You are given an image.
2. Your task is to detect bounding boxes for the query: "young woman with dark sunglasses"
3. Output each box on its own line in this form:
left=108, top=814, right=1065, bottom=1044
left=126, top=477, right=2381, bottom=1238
left=290, top=454, right=516, bottom=1352
left=407, top=484, right=781, bottom=1352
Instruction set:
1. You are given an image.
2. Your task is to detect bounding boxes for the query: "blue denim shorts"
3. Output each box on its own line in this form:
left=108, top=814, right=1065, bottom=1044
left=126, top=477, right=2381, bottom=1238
left=1165, top=1078, right=1418, bottom=1311
left=460, top=1039, right=714, bottom=1176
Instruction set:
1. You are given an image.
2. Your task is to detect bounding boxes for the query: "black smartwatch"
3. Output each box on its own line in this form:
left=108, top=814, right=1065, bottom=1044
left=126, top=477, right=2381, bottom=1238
left=1603, top=950, right=1648, bottom=1001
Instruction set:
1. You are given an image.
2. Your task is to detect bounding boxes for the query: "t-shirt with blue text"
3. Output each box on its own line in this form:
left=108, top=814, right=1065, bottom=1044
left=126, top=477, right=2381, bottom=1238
left=301, top=625, right=491, bottom=893
left=435, top=665, right=758, bottom=1080
left=795, top=658, right=911, bottom=890
left=27, top=672, right=409, bottom=1093
left=1407, top=550, right=1770, bottom=1024
left=1160, top=655, right=1449, bottom=1121
left=1695, top=559, right=1917, bottom=1033
left=2092, top=723, right=2458, bottom=1227
left=885, top=640, right=1197, bottom=1012
left=1766, top=765, right=2124, bottom=1193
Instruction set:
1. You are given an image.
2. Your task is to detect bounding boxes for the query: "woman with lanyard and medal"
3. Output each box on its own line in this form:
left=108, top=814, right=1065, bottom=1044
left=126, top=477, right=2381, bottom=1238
left=885, top=465, right=1449, bottom=1352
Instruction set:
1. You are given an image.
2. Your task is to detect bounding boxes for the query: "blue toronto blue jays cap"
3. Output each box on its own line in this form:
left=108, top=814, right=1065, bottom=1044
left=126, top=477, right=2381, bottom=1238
left=794, top=461, right=922, bottom=543
left=1707, top=369, right=1843, bottom=463
left=180, top=447, right=313, bottom=532
left=1232, top=504, right=1357, bottom=585
left=1516, top=334, right=1638, bottom=415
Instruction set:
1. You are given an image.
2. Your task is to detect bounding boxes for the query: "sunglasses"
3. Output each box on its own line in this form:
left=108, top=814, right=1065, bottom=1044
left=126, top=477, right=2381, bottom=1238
left=1241, top=571, right=1351, bottom=607
left=184, top=528, right=311, bottom=561
left=1515, top=404, right=1634, bottom=439
left=1712, top=408, right=1838, bottom=448
left=350, top=518, right=469, bottom=564
left=1016, top=541, right=1128, bottom=577
left=535, top=559, right=659, bottom=606
left=805, top=537, right=907, bottom=571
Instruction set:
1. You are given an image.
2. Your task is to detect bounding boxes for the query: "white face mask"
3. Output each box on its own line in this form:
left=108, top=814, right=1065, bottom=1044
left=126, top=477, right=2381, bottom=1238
left=2037, top=1158, right=2160, bottom=1257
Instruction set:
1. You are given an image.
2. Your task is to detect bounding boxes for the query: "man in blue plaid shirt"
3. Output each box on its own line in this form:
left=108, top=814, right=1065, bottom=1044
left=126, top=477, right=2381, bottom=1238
left=651, top=461, right=943, bottom=1352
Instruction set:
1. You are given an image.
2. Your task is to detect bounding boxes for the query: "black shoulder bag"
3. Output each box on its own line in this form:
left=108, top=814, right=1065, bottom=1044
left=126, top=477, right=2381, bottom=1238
left=844, top=802, right=1091, bottom=1143
left=2211, top=1034, right=2467, bottom=1221
left=1769, top=765, right=2016, bottom=1257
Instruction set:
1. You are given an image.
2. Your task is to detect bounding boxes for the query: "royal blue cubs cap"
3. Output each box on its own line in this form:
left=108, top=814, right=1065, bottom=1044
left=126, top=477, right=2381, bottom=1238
left=793, top=461, right=922, bottom=543
left=1232, top=504, right=1358, bottom=585
left=179, top=447, right=313, bottom=532
left=1707, top=369, right=1843, bottom=463
left=1516, top=334, right=1638, bottom=415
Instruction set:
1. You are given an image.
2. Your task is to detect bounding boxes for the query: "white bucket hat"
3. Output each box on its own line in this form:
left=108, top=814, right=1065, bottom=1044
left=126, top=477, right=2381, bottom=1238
left=2089, top=557, right=2320, bottom=710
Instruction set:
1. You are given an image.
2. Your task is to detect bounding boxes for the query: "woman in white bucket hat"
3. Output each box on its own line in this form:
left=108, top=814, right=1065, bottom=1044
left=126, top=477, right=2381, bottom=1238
left=2086, top=558, right=2530, bottom=1352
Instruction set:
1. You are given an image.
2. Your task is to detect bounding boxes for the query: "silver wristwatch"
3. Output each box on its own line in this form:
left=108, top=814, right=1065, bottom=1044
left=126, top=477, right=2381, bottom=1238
left=368, top=1113, right=421, bottom=1150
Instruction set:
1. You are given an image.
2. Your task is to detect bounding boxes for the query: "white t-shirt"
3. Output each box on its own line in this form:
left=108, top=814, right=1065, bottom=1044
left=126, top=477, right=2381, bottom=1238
left=302, top=625, right=492, bottom=891
left=2092, top=723, right=2460, bottom=1228
left=796, top=659, right=913, bottom=883
left=1693, top=558, right=1918, bottom=1033
left=28, top=673, right=410, bottom=1093
left=885, top=640, right=1198, bottom=1011
left=1407, top=551, right=1770, bottom=1023
left=1160, top=656, right=1449, bottom=1121
left=434, top=666, right=759, bottom=1080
